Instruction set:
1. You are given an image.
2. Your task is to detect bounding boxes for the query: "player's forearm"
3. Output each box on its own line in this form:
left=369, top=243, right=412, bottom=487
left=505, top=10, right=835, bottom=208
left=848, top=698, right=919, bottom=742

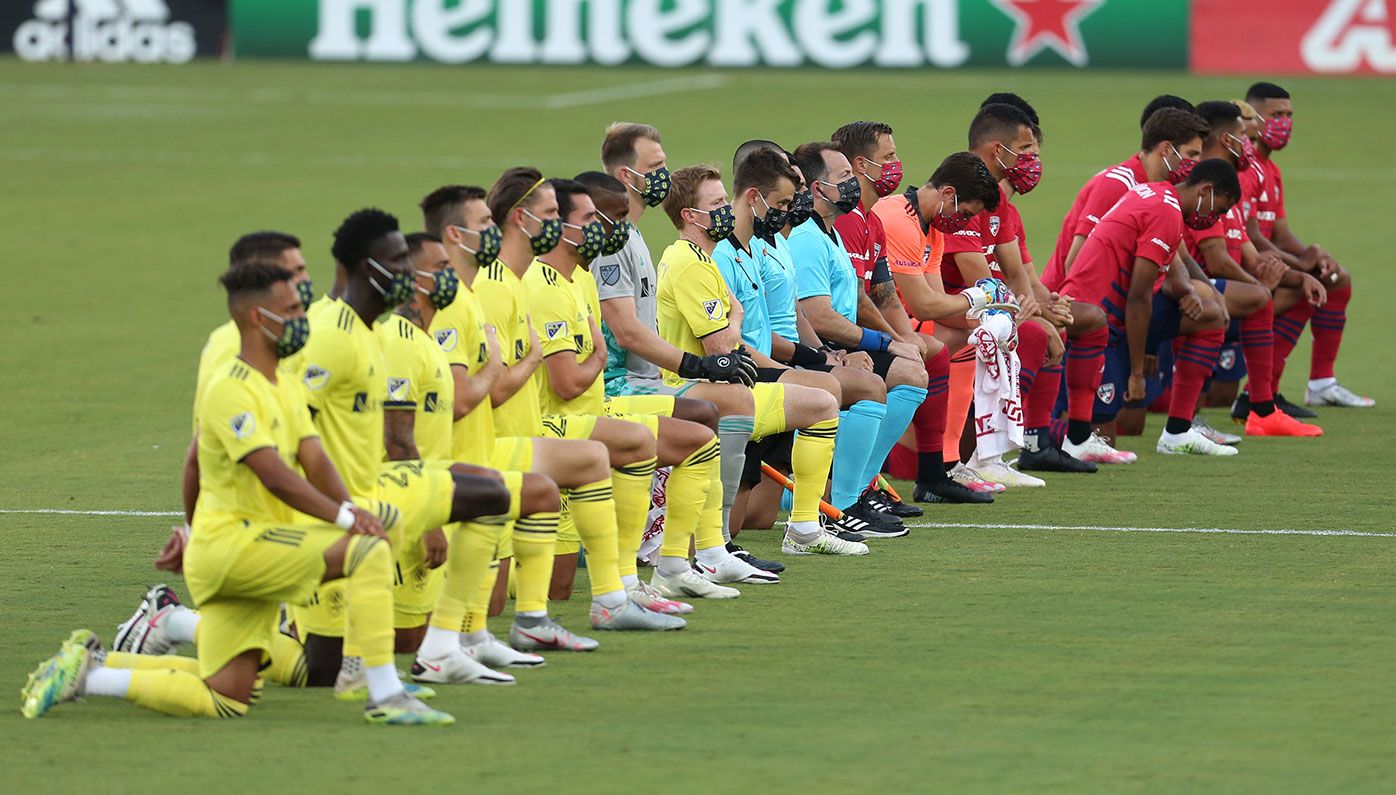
left=856, top=289, right=898, bottom=336
left=1125, top=294, right=1150, bottom=376
left=1160, top=263, right=1190, bottom=300
left=298, top=441, right=352, bottom=503
left=793, top=306, right=823, bottom=348
left=804, top=303, right=864, bottom=347
left=453, top=366, right=497, bottom=419
left=605, top=315, right=683, bottom=371
left=750, top=348, right=784, bottom=369
left=769, top=333, right=796, bottom=363
left=383, top=411, right=420, bottom=461
left=1179, top=253, right=1208, bottom=283
left=488, top=360, right=535, bottom=407
left=1203, top=250, right=1255, bottom=283
left=181, top=435, right=199, bottom=525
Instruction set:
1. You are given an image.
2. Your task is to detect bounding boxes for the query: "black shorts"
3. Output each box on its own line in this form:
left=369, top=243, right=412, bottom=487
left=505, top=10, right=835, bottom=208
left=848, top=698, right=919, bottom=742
left=741, top=432, right=794, bottom=487
left=830, top=346, right=898, bottom=379
left=754, top=367, right=786, bottom=384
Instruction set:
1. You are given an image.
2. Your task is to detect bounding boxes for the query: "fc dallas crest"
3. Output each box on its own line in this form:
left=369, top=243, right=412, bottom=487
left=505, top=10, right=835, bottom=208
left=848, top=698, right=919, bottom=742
left=990, top=0, right=1105, bottom=67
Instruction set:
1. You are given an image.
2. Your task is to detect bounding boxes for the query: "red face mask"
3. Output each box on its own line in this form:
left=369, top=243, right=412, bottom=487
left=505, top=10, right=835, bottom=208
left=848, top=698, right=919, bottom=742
left=863, top=158, right=903, bottom=197
left=1184, top=192, right=1224, bottom=231
left=1163, top=144, right=1198, bottom=184
left=929, top=193, right=974, bottom=233
left=1000, top=147, right=1042, bottom=194
left=1226, top=133, right=1254, bottom=172
left=1260, top=116, right=1292, bottom=150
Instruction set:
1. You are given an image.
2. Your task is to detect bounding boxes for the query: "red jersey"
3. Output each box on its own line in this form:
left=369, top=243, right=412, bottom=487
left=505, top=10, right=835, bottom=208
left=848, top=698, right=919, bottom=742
left=1058, top=181, right=1184, bottom=330
left=834, top=202, right=886, bottom=292
left=1000, top=193, right=1031, bottom=264
left=1246, top=156, right=1284, bottom=240
left=1184, top=205, right=1248, bottom=274
left=939, top=184, right=1015, bottom=292
left=1043, top=154, right=1148, bottom=289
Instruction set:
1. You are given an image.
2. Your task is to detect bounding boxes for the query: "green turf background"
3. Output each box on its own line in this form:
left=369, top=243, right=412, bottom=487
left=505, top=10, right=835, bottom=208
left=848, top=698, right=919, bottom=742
left=0, top=60, right=1392, bottom=793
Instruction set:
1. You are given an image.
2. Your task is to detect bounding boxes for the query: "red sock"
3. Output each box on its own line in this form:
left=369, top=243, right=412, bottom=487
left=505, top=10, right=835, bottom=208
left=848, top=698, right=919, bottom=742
left=1170, top=327, right=1225, bottom=422
left=1240, top=300, right=1275, bottom=404
left=1309, top=284, right=1350, bottom=380
left=1016, top=319, right=1048, bottom=396
left=1065, top=327, right=1108, bottom=423
left=912, top=346, right=950, bottom=453
left=1022, top=325, right=1064, bottom=429
left=1271, top=300, right=1313, bottom=393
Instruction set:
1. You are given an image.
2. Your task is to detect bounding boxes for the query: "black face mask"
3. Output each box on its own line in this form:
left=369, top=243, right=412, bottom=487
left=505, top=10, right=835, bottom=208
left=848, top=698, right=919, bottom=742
left=819, top=176, right=862, bottom=214
left=751, top=193, right=789, bottom=240
left=786, top=191, right=815, bottom=227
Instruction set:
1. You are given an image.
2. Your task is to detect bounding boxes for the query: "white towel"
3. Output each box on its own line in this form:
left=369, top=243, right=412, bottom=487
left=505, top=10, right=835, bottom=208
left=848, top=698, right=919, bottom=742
left=969, top=314, right=1024, bottom=460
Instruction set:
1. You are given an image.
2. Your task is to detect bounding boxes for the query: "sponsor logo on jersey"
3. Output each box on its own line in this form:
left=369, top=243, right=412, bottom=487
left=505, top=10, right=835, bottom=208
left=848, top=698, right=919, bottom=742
left=387, top=377, right=410, bottom=402
left=598, top=264, right=620, bottom=286
left=230, top=411, right=255, bottom=439
left=1150, top=237, right=1172, bottom=253
left=303, top=365, right=330, bottom=391
left=702, top=299, right=723, bottom=320
left=434, top=328, right=457, bottom=351
left=514, top=339, right=525, bottom=360
left=640, top=276, right=654, bottom=297
left=545, top=320, right=568, bottom=339
left=352, top=392, right=369, bottom=412
left=424, top=392, right=438, bottom=412
left=1097, top=382, right=1116, bottom=404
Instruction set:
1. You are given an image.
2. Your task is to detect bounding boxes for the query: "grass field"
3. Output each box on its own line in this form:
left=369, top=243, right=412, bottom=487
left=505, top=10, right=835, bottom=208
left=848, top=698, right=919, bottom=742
left=2, top=58, right=1394, bottom=793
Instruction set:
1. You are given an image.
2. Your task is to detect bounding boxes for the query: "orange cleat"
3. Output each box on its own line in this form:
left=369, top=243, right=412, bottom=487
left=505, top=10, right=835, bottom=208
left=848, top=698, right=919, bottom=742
left=1245, top=410, right=1323, bottom=437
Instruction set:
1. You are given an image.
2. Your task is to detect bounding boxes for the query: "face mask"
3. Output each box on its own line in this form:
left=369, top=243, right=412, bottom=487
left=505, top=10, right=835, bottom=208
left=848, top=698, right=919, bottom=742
left=521, top=209, right=563, bottom=256
left=929, top=192, right=974, bottom=233
left=690, top=204, right=735, bottom=242
left=453, top=224, right=502, bottom=267
left=786, top=191, right=815, bottom=227
left=1162, top=144, right=1198, bottom=184
left=863, top=157, right=903, bottom=197
left=294, top=278, right=314, bottom=310
left=416, top=267, right=458, bottom=310
left=1184, top=191, right=1224, bottom=230
left=751, top=193, right=790, bottom=239
left=257, top=307, right=310, bottom=359
left=625, top=165, right=671, bottom=207
left=564, top=220, right=607, bottom=261
left=1224, top=133, right=1252, bottom=172
left=818, top=177, right=862, bottom=214
left=998, top=145, right=1043, bottom=194
left=1259, top=115, right=1292, bottom=150
left=598, top=211, right=633, bottom=256
left=367, top=257, right=414, bottom=307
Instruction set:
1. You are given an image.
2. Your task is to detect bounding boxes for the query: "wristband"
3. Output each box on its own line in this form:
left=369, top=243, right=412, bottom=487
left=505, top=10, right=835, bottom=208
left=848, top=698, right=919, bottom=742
left=790, top=343, right=826, bottom=368
left=335, top=501, right=357, bottom=530
left=858, top=327, right=890, bottom=352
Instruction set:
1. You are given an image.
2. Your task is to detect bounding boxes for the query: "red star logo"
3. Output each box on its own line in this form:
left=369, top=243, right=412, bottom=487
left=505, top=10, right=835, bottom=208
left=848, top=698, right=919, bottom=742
left=990, top=0, right=1105, bottom=67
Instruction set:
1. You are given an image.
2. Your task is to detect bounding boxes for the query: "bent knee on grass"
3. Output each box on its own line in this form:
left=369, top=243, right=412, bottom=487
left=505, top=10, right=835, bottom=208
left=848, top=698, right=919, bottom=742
left=593, top=417, right=657, bottom=466
left=520, top=472, right=561, bottom=514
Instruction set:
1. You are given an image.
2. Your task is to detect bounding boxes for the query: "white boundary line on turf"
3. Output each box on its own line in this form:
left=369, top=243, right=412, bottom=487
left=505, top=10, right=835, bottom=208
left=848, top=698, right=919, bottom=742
left=0, top=509, right=181, bottom=517
left=541, top=74, right=728, bottom=108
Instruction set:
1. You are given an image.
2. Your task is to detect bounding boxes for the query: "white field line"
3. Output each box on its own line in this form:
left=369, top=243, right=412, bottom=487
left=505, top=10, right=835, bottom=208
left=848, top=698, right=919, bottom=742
left=541, top=74, right=727, bottom=109
left=2, top=509, right=1391, bottom=538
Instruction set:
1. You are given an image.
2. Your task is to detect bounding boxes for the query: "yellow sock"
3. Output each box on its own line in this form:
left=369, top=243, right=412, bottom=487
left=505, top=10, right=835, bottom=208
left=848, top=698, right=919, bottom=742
left=790, top=418, right=838, bottom=523
left=103, top=652, right=199, bottom=675
left=428, top=520, right=501, bottom=633
left=659, top=438, right=718, bottom=558
left=264, top=631, right=308, bottom=687
left=694, top=448, right=726, bottom=553
left=125, top=668, right=247, bottom=718
left=511, top=510, right=559, bottom=614
left=462, top=559, right=498, bottom=634
left=342, top=534, right=395, bottom=669
left=611, top=457, right=657, bottom=578
left=569, top=477, right=624, bottom=597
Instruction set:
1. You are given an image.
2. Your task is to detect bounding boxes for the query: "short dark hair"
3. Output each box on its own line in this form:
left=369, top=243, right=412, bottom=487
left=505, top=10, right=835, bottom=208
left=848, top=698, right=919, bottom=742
left=219, top=259, right=292, bottom=304
left=1140, top=94, right=1196, bottom=129
left=929, top=152, right=1000, bottom=212
left=419, top=185, right=486, bottom=237
left=1185, top=158, right=1242, bottom=203
left=968, top=103, right=1033, bottom=149
left=404, top=232, right=442, bottom=256
left=1195, top=101, right=1244, bottom=139
left=601, top=122, right=662, bottom=171
left=574, top=170, right=627, bottom=199
left=662, top=164, right=723, bottom=230
left=831, top=121, right=893, bottom=162
left=733, top=147, right=799, bottom=197
left=732, top=139, right=784, bottom=177
left=228, top=231, right=299, bottom=267
left=981, top=92, right=1041, bottom=141
left=1141, top=108, right=1210, bottom=152
left=1246, top=81, right=1290, bottom=103
left=791, top=141, right=837, bottom=186
left=487, top=167, right=546, bottom=226
left=331, top=208, right=399, bottom=267
left=549, top=178, right=591, bottom=222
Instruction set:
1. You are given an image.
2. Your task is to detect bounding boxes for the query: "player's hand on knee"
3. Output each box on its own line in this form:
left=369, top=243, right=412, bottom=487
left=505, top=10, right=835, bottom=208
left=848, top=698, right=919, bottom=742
left=422, top=528, right=448, bottom=569
left=347, top=506, right=386, bottom=539
left=1125, top=373, right=1147, bottom=403
left=154, top=524, right=189, bottom=573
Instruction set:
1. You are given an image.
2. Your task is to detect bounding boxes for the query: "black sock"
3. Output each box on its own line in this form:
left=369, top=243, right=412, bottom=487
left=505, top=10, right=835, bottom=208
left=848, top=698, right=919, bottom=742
left=1023, top=426, right=1047, bottom=452
left=917, top=451, right=945, bottom=486
left=1252, top=400, right=1275, bottom=416
left=1067, top=419, right=1092, bottom=445
left=301, top=634, right=345, bottom=688
left=1165, top=416, right=1192, bottom=435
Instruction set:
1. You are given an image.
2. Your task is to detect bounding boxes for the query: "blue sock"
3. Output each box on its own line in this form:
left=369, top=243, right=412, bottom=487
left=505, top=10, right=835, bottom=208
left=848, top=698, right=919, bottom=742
left=831, top=402, right=886, bottom=510
left=860, top=385, right=927, bottom=486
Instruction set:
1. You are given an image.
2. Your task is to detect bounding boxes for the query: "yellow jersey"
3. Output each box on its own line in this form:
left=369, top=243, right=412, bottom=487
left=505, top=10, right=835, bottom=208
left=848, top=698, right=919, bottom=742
left=475, top=259, right=543, bottom=436
left=378, top=313, right=454, bottom=462
left=656, top=239, right=732, bottom=375
left=296, top=299, right=387, bottom=499
left=428, top=283, right=496, bottom=463
left=523, top=259, right=605, bottom=417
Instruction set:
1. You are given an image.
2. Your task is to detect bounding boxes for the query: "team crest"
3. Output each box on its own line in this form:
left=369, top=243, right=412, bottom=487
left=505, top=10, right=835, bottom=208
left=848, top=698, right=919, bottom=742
left=303, top=365, right=330, bottom=391
left=989, top=215, right=1000, bottom=237
left=230, top=412, right=255, bottom=439
left=703, top=299, right=723, bottom=320
left=1097, top=383, right=1116, bottom=404
left=1218, top=349, right=1236, bottom=371
left=387, top=377, right=410, bottom=402
left=434, top=328, right=457, bottom=352
left=545, top=321, right=568, bottom=340
left=599, top=264, right=620, bottom=286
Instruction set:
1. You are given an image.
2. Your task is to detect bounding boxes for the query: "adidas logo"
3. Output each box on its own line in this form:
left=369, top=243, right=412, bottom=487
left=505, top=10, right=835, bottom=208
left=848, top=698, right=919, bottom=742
left=12, top=0, right=197, bottom=63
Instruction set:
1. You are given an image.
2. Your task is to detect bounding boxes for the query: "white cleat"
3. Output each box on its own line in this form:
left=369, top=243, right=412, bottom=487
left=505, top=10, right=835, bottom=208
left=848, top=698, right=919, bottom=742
left=590, top=596, right=687, bottom=631
left=692, top=554, right=780, bottom=585
left=1305, top=381, right=1374, bottom=408
left=650, top=568, right=740, bottom=600
left=1156, top=428, right=1240, bottom=457
left=411, top=647, right=516, bottom=685
left=461, top=631, right=545, bottom=669
left=1192, top=416, right=1241, bottom=445
left=1062, top=432, right=1137, bottom=464
left=627, top=580, right=693, bottom=615
left=969, top=460, right=1046, bottom=488
left=949, top=462, right=1006, bottom=493
left=781, top=525, right=869, bottom=556
left=509, top=617, right=599, bottom=652
left=113, top=585, right=183, bottom=655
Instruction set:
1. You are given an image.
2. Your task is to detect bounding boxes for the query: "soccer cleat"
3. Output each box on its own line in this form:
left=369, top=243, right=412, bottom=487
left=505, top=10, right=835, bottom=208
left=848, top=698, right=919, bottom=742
left=509, top=617, right=599, bottom=652
left=840, top=502, right=907, bottom=538
left=1015, top=444, right=1097, bottom=473
left=651, top=568, right=741, bottom=600
left=1275, top=392, right=1318, bottom=418
left=113, top=584, right=183, bottom=655
left=949, top=462, right=1006, bottom=493
left=335, top=669, right=439, bottom=701
left=21, top=630, right=96, bottom=719
left=913, top=479, right=994, bottom=504
left=969, top=460, right=1046, bottom=488
left=848, top=494, right=907, bottom=529
left=626, top=580, right=693, bottom=615
left=1229, top=390, right=1252, bottom=424
left=781, top=525, right=869, bottom=556
left=1191, top=416, right=1242, bottom=446
left=363, top=691, right=455, bottom=726
left=1305, top=381, right=1375, bottom=408
left=726, top=542, right=785, bottom=574
left=692, top=554, right=780, bottom=584
left=822, top=512, right=872, bottom=541
left=1245, top=410, right=1323, bottom=437
left=411, top=647, right=516, bottom=685
left=462, top=631, right=547, bottom=668
left=1062, top=433, right=1137, bottom=464
left=1156, top=428, right=1240, bottom=456
left=866, top=487, right=922, bottom=518
left=590, top=596, right=687, bottom=631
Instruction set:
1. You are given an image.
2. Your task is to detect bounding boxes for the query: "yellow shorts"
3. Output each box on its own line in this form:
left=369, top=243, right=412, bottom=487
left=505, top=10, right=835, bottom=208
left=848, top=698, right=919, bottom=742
left=539, top=412, right=660, bottom=440
left=751, top=382, right=787, bottom=440
left=195, top=522, right=345, bottom=678
left=606, top=394, right=676, bottom=418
